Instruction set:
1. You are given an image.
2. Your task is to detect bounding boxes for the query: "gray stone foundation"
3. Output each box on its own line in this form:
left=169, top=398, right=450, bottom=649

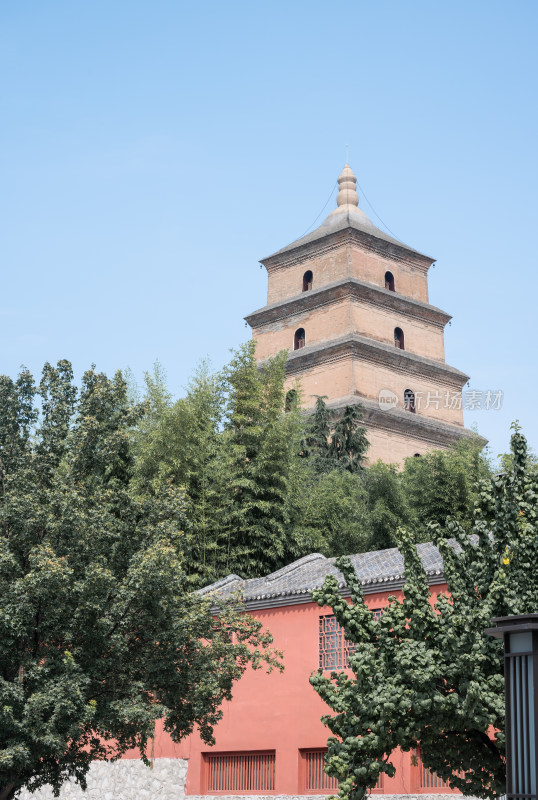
left=16, top=766, right=479, bottom=800
left=16, top=758, right=188, bottom=799
left=188, top=796, right=477, bottom=800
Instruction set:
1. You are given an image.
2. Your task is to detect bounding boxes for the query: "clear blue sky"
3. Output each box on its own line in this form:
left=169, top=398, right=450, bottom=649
left=2, top=1, right=537, bottom=461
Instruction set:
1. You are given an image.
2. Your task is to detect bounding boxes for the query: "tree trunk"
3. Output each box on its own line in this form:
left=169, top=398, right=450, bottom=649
left=0, top=785, right=17, bottom=800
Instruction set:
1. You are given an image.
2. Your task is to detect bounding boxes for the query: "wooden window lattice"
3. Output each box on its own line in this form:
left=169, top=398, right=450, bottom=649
left=304, top=750, right=384, bottom=792
left=319, top=612, right=382, bottom=670
left=319, top=615, right=343, bottom=670
left=206, top=752, right=275, bottom=792
left=419, top=755, right=455, bottom=790
left=305, top=750, right=339, bottom=791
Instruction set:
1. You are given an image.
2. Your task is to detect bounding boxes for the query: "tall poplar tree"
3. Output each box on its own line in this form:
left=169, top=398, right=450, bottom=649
left=221, top=342, right=304, bottom=577
left=132, top=363, right=226, bottom=587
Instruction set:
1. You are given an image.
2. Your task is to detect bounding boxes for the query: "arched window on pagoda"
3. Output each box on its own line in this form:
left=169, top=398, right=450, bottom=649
left=385, top=271, right=395, bottom=291
left=294, top=328, right=306, bottom=350
left=285, top=389, right=297, bottom=412
left=404, top=389, right=416, bottom=413
left=303, top=270, right=313, bottom=292
left=394, top=327, right=404, bottom=350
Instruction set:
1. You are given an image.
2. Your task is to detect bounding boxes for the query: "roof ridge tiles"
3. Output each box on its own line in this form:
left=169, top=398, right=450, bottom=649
left=202, top=541, right=453, bottom=610
left=263, top=552, right=329, bottom=582
left=198, top=573, right=243, bottom=596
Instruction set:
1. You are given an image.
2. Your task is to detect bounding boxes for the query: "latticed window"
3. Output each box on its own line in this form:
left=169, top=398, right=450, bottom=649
left=419, top=753, right=457, bottom=791
left=319, top=615, right=344, bottom=669
left=304, top=750, right=339, bottom=792
left=319, top=612, right=382, bottom=669
left=206, top=751, right=275, bottom=792
left=420, top=765, right=451, bottom=790
left=303, top=749, right=384, bottom=792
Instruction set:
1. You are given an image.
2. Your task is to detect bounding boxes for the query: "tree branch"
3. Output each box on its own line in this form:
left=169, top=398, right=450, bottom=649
left=0, top=783, right=17, bottom=800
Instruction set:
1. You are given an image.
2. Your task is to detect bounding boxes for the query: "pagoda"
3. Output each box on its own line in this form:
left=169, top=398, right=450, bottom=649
left=245, top=164, right=478, bottom=463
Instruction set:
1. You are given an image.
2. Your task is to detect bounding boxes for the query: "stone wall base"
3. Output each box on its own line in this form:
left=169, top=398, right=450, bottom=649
left=16, top=758, right=188, bottom=800
left=188, top=795, right=479, bottom=800
left=16, top=766, right=480, bottom=800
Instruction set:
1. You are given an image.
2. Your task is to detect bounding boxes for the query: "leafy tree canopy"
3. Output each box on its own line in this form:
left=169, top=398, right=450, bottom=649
left=0, top=362, right=280, bottom=800
left=131, top=353, right=491, bottom=583
left=302, top=397, right=368, bottom=474
left=401, top=438, right=491, bottom=538
left=310, top=426, right=536, bottom=800
left=290, top=468, right=371, bottom=557
left=219, top=342, right=306, bottom=578
left=362, top=461, right=411, bottom=551
left=329, top=405, right=369, bottom=474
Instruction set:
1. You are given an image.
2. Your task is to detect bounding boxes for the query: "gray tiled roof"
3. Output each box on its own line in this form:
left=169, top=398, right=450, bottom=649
left=199, top=543, right=445, bottom=610
left=262, top=204, right=432, bottom=263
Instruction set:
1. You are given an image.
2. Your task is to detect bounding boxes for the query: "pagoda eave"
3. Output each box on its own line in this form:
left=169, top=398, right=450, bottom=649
left=245, top=278, right=451, bottom=330
left=261, top=225, right=434, bottom=272
left=324, top=394, right=487, bottom=450
left=283, top=334, right=469, bottom=387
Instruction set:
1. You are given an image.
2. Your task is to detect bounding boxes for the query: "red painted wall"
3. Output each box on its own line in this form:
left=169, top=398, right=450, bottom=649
left=143, top=583, right=459, bottom=795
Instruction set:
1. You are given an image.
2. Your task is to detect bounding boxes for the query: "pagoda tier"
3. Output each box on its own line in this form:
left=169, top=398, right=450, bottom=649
left=246, top=164, right=482, bottom=463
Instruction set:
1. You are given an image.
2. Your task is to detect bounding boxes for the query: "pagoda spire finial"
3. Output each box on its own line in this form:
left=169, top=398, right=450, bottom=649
left=336, top=163, right=359, bottom=208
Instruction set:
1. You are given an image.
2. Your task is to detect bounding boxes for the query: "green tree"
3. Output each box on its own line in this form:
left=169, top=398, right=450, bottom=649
left=179, top=365, right=226, bottom=585
left=310, top=426, right=537, bottom=800
left=302, top=397, right=368, bottom=474
left=302, top=396, right=332, bottom=472
left=401, top=439, right=491, bottom=538
left=329, top=405, right=368, bottom=473
left=292, top=469, right=370, bottom=556
left=132, top=362, right=225, bottom=587
left=131, top=348, right=310, bottom=584
left=0, top=362, right=280, bottom=800
left=363, top=461, right=410, bottom=551
left=221, top=342, right=304, bottom=577
left=129, top=360, right=175, bottom=487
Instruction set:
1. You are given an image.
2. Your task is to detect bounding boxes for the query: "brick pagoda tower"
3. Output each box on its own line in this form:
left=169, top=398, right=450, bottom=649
left=245, top=164, right=478, bottom=463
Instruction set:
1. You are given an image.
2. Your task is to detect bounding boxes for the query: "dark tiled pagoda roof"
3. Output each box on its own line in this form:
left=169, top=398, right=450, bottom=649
left=261, top=164, right=433, bottom=265
left=263, top=204, right=429, bottom=262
